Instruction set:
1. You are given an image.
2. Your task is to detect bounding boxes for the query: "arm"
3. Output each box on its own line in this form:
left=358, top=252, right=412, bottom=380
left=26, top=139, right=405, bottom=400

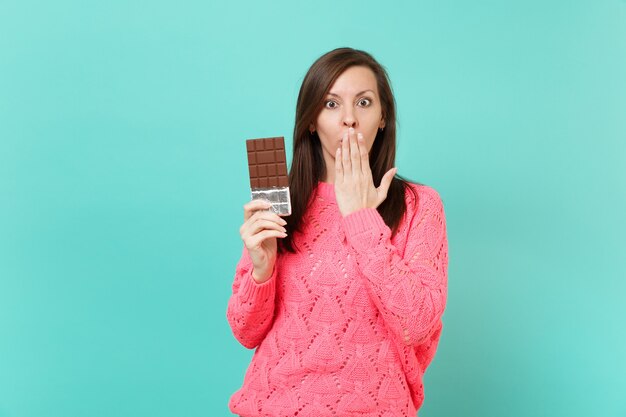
left=341, top=185, right=448, bottom=347
left=226, top=247, right=278, bottom=349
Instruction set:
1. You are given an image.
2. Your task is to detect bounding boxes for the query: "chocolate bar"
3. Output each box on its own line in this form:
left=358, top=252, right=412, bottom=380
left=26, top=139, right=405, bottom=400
left=246, top=136, right=291, bottom=215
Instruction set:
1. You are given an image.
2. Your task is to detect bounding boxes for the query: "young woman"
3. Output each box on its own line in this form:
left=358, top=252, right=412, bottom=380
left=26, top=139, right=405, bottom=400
left=227, top=47, right=449, bottom=416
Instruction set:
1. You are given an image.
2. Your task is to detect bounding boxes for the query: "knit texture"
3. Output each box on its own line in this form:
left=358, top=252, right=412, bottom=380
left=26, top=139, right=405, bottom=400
left=227, top=181, right=448, bottom=417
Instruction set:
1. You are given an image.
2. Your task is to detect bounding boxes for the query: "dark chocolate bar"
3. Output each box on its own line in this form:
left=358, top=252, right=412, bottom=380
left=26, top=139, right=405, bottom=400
left=246, top=136, right=291, bottom=215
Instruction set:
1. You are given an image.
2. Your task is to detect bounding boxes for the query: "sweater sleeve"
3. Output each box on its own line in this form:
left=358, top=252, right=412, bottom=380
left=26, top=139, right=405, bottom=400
left=226, top=247, right=278, bottom=349
left=340, top=185, right=448, bottom=347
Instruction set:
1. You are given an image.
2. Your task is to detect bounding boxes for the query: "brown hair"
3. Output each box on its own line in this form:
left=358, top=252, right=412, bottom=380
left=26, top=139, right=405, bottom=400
left=281, top=47, right=420, bottom=253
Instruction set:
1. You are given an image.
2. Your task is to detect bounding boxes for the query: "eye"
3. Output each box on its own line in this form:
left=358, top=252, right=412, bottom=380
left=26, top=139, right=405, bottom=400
left=324, top=100, right=338, bottom=109
left=358, top=98, right=372, bottom=107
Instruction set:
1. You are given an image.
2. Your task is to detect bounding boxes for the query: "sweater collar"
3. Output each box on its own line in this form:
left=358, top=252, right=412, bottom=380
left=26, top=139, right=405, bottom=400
left=315, top=181, right=335, bottom=200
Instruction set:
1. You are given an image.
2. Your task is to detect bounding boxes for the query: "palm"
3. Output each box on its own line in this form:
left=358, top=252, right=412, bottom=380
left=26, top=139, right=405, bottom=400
left=249, top=236, right=277, bottom=276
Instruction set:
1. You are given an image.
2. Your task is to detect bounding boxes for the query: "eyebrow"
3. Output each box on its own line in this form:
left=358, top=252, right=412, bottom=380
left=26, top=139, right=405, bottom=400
left=327, top=89, right=375, bottom=98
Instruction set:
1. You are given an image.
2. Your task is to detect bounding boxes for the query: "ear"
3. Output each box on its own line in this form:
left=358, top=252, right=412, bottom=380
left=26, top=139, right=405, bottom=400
left=379, top=118, right=386, bottom=129
left=309, top=123, right=315, bottom=133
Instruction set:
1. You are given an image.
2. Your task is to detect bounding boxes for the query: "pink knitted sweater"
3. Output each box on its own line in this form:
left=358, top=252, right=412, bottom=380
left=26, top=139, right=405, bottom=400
left=227, top=181, right=448, bottom=416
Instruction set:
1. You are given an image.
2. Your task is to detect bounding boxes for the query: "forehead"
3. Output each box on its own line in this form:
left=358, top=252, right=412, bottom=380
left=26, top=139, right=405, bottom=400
left=328, top=66, right=378, bottom=96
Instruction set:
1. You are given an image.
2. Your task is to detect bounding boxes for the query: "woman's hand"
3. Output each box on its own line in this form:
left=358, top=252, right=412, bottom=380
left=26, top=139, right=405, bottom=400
left=239, top=200, right=287, bottom=284
left=334, top=127, right=397, bottom=216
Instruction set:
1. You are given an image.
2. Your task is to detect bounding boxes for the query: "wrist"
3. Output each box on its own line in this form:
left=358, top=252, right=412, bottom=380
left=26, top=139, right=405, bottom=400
left=340, top=205, right=367, bottom=217
left=252, top=266, right=273, bottom=284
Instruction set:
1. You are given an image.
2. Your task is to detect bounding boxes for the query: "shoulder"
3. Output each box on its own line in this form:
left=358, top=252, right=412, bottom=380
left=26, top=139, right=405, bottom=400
left=402, top=181, right=445, bottom=215
left=388, top=180, right=446, bottom=248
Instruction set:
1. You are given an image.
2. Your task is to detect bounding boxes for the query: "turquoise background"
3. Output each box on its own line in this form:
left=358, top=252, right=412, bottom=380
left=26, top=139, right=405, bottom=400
left=1, top=0, right=625, bottom=416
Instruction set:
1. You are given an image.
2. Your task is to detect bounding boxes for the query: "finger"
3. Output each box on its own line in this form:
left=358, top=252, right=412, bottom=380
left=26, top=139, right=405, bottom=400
left=244, top=219, right=287, bottom=240
left=377, top=167, right=397, bottom=202
left=243, top=199, right=273, bottom=221
left=335, top=147, right=343, bottom=183
left=241, top=210, right=286, bottom=236
left=246, top=229, right=287, bottom=249
left=243, top=225, right=285, bottom=246
left=357, top=133, right=370, bottom=177
left=341, top=132, right=351, bottom=174
left=247, top=210, right=287, bottom=227
left=349, top=128, right=360, bottom=175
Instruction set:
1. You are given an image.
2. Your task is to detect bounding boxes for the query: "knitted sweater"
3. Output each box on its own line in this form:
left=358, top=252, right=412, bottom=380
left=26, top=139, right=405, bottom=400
left=227, top=181, right=448, bottom=417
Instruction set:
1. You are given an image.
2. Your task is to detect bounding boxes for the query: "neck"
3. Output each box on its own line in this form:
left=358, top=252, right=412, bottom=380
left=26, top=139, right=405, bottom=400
left=321, top=152, right=336, bottom=184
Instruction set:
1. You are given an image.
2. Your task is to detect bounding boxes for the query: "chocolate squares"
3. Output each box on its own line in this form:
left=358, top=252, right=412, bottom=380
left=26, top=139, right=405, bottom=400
left=246, top=136, right=291, bottom=216
left=246, top=137, right=288, bottom=188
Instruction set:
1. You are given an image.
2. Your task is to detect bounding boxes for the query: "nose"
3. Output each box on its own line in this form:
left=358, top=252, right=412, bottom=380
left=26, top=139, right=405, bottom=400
left=342, top=107, right=357, bottom=128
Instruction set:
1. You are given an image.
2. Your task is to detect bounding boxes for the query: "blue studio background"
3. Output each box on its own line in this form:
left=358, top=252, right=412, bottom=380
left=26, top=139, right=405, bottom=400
left=1, top=0, right=625, bottom=416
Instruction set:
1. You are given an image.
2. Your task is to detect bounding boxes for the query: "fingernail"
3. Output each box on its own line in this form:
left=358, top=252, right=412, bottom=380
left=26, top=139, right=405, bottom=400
left=357, top=133, right=363, bottom=140
left=349, top=127, right=354, bottom=133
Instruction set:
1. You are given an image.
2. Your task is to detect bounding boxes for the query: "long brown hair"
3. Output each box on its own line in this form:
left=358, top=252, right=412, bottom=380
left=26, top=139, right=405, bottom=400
left=281, top=47, right=420, bottom=253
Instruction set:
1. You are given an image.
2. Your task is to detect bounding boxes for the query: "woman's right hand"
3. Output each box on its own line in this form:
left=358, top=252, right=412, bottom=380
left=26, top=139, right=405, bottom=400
left=239, top=200, right=287, bottom=284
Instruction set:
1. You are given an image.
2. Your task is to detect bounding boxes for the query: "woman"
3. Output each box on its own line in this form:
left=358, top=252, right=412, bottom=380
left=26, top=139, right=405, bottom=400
left=227, top=47, right=448, bottom=416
